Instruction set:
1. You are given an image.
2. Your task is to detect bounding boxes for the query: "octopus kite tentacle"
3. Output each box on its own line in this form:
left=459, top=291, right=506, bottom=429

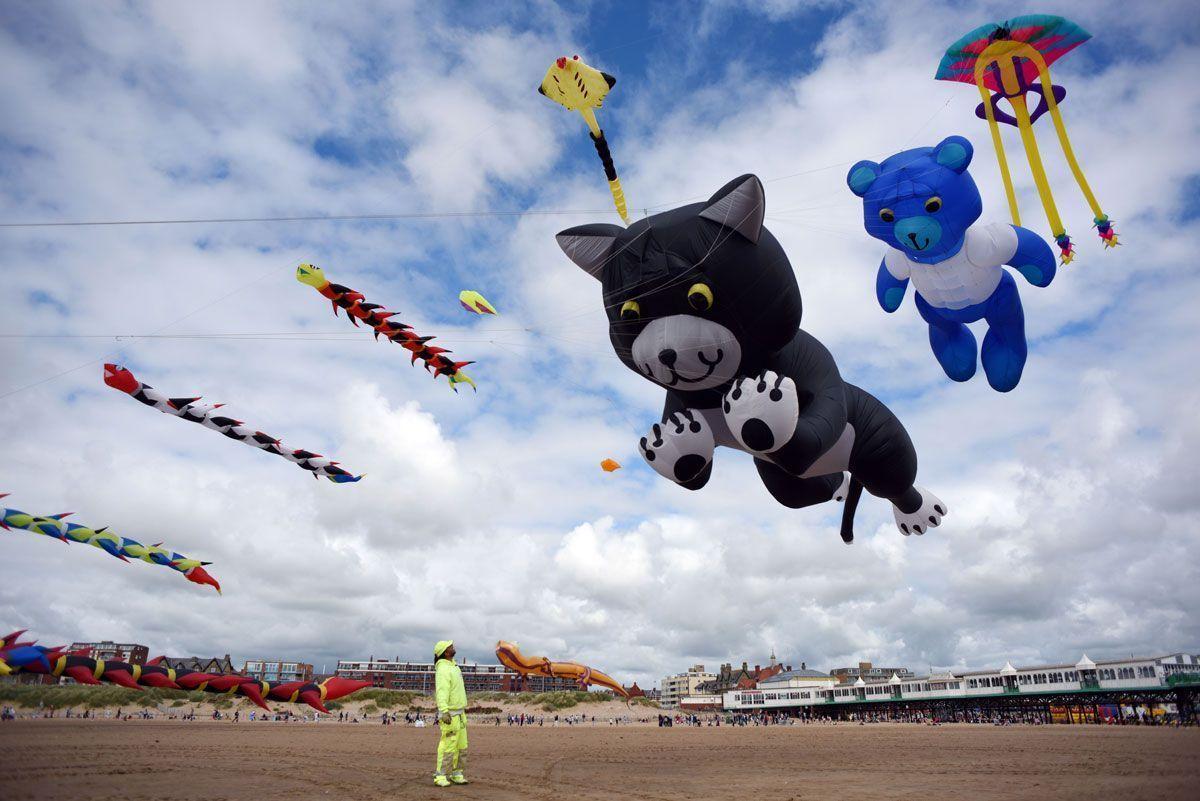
left=296, top=263, right=476, bottom=392
left=103, top=364, right=362, bottom=484
left=0, top=632, right=370, bottom=713
left=1, top=495, right=220, bottom=592
left=496, top=640, right=628, bottom=698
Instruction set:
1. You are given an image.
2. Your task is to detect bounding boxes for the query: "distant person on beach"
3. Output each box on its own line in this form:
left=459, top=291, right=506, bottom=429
left=433, top=639, right=469, bottom=787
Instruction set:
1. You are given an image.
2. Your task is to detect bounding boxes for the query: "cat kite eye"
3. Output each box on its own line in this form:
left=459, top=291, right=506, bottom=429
left=687, top=283, right=714, bottom=311
left=619, top=300, right=641, bottom=321
left=879, top=208, right=895, bottom=223
left=924, top=196, right=942, bottom=213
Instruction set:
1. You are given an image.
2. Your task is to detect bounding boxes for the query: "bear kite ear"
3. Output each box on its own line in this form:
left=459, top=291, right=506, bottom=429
left=932, top=135, right=973, bottom=173
left=700, top=174, right=765, bottom=244
left=556, top=224, right=624, bottom=280
left=847, top=161, right=881, bottom=197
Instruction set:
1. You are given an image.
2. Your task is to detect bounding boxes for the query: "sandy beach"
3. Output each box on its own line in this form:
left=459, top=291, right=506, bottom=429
left=1, top=719, right=1197, bottom=801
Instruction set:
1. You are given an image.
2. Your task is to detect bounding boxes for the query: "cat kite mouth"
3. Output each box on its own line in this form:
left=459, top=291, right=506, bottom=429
left=649, top=348, right=724, bottom=386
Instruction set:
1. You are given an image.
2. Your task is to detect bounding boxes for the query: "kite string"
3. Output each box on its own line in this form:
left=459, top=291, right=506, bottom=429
left=0, top=266, right=280, bottom=402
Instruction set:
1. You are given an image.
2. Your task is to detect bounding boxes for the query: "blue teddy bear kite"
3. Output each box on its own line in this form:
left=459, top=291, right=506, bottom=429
left=847, top=135, right=1057, bottom=392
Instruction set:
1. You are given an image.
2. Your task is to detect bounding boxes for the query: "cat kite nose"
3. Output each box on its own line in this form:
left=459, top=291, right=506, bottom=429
left=658, top=348, right=677, bottom=367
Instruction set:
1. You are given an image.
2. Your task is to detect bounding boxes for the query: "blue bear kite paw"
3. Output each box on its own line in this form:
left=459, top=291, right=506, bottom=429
left=881, top=287, right=905, bottom=313
left=1016, top=263, right=1047, bottom=286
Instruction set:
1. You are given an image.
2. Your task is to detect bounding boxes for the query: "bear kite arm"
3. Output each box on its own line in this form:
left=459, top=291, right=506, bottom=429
left=875, top=258, right=909, bottom=313
left=1007, top=225, right=1057, bottom=288
left=764, top=330, right=850, bottom=476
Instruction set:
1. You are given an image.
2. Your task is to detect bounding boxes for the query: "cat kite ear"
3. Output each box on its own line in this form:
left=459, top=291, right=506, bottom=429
left=556, top=224, right=624, bottom=280
left=932, top=136, right=973, bottom=174
left=699, top=174, right=765, bottom=243
left=847, top=161, right=881, bottom=197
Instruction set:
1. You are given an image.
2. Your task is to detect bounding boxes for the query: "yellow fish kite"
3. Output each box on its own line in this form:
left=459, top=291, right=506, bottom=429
left=539, top=55, right=630, bottom=225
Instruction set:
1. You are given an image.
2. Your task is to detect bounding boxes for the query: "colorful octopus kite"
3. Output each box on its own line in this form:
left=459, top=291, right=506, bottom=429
left=1, top=495, right=220, bottom=592
left=936, top=14, right=1118, bottom=263
left=296, top=264, right=476, bottom=392
left=103, top=364, right=362, bottom=483
left=496, top=640, right=628, bottom=698
left=0, top=631, right=369, bottom=713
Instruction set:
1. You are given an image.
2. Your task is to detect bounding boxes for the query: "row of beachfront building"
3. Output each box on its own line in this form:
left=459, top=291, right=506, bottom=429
left=659, top=652, right=1200, bottom=720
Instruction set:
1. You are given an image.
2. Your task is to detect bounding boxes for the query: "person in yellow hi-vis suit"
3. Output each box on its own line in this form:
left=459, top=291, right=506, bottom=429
left=433, top=640, right=468, bottom=787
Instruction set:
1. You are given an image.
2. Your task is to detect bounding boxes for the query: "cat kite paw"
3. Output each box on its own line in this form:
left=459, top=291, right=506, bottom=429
left=893, top=486, right=947, bottom=536
left=722, top=371, right=800, bottom=454
left=639, top=410, right=715, bottom=485
left=833, top=472, right=852, bottom=502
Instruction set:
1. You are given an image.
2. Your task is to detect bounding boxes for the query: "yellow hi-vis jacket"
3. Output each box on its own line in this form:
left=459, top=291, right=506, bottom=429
left=435, top=657, right=467, bottom=714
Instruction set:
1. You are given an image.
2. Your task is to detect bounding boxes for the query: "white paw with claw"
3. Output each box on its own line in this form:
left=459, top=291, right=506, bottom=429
left=722, top=371, right=800, bottom=454
left=893, top=486, right=948, bottom=536
left=639, top=410, right=715, bottom=485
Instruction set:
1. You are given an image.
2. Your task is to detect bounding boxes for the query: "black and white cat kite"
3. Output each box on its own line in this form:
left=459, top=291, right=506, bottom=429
left=556, top=175, right=946, bottom=542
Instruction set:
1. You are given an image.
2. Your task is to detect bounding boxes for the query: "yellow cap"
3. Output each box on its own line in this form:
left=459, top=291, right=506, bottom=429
left=434, top=640, right=453, bottom=658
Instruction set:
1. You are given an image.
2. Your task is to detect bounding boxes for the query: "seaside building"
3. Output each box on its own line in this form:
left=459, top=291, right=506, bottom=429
left=721, top=652, right=1200, bottom=724
left=162, top=654, right=235, bottom=674
left=660, top=665, right=716, bottom=709
left=67, top=640, right=149, bottom=666
left=830, top=661, right=914, bottom=684
left=334, top=656, right=578, bottom=693
left=696, top=655, right=792, bottom=694
left=241, top=659, right=313, bottom=683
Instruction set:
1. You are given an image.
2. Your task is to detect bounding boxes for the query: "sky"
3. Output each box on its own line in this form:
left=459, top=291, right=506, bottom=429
left=1, top=0, right=1198, bottom=687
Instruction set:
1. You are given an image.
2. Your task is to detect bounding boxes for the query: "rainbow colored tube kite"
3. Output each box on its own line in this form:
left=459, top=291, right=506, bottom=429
left=1, top=495, right=220, bottom=592
left=103, top=364, right=362, bottom=483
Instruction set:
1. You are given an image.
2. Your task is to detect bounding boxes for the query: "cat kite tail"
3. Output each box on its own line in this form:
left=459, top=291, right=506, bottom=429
left=539, top=55, right=630, bottom=225
left=102, top=364, right=364, bottom=480
left=458, top=290, right=498, bottom=315
left=1, top=495, right=220, bottom=592
left=296, top=263, right=476, bottom=392
left=936, top=14, right=1118, bottom=263
left=496, top=640, right=628, bottom=698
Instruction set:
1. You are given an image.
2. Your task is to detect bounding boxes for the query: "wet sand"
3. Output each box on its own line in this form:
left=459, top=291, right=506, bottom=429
left=1, top=719, right=1197, bottom=800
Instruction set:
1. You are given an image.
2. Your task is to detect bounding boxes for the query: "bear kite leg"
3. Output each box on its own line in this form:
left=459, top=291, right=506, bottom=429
left=915, top=293, right=977, bottom=383
left=980, top=272, right=1027, bottom=393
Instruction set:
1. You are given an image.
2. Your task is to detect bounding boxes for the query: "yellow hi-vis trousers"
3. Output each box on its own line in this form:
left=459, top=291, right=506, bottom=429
left=435, top=713, right=468, bottom=778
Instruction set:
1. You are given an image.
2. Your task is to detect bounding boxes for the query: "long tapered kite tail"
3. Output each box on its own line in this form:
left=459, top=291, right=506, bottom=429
left=936, top=15, right=1117, bottom=262
left=103, top=364, right=363, bottom=483
left=539, top=55, right=630, bottom=226
left=295, top=263, right=477, bottom=391
left=1, top=496, right=221, bottom=592
left=495, top=640, right=629, bottom=698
